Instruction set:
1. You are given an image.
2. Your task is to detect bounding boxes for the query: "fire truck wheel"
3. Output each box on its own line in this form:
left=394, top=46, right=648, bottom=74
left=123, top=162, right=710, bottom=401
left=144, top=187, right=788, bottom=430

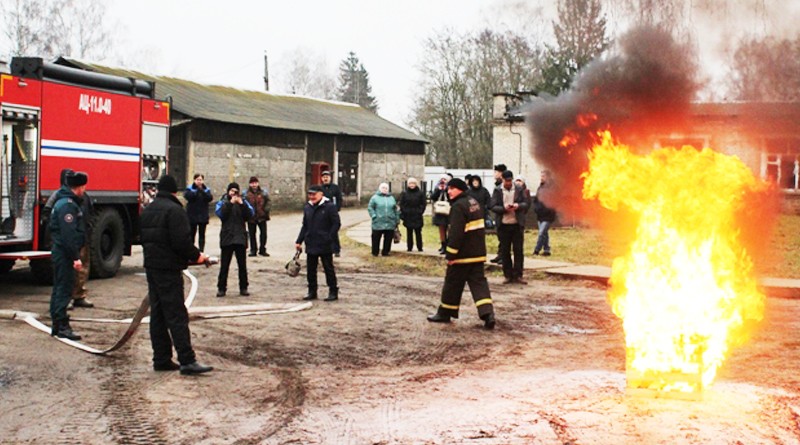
left=30, top=259, right=53, bottom=284
left=0, top=259, right=14, bottom=274
left=89, top=209, right=125, bottom=279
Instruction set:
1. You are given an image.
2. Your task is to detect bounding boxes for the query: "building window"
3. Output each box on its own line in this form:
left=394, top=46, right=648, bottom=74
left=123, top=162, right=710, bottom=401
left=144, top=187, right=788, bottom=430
left=762, top=138, right=800, bottom=191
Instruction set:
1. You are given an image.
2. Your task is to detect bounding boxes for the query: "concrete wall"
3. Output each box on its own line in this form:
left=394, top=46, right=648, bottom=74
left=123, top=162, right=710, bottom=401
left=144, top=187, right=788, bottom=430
left=189, top=140, right=306, bottom=208
left=360, top=152, right=425, bottom=200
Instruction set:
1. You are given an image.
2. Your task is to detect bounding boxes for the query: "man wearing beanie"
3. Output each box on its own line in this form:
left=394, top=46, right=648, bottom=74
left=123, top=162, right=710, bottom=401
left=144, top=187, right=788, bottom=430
left=489, top=164, right=508, bottom=264
left=49, top=171, right=89, bottom=340
left=215, top=182, right=254, bottom=297
left=490, top=169, right=529, bottom=284
left=140, top=175, right=213, bottom=375
left=427, top=178, right=496, bottom=330
left=245, top=176, right=271, bottom=257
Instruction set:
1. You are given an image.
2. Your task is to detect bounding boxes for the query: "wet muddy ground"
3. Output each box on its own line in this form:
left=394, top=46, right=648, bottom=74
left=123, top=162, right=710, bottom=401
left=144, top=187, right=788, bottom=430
left=1, top=211, right=799, bottom=444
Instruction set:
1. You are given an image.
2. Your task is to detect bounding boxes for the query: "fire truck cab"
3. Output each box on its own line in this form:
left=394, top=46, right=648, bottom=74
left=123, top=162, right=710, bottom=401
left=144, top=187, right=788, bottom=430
left=0, top=57, right=170, bottom=282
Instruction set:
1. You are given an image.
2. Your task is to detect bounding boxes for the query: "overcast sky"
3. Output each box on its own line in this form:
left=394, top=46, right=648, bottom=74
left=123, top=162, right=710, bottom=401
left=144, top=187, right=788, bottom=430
left=104, top=0, right=540, bottom=129
left=99, top=0, right=797, bottom=130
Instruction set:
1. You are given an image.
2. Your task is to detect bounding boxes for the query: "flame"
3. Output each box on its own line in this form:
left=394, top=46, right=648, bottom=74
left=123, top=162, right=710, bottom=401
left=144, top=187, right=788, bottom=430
left=582, top=131, right=766, bottom=394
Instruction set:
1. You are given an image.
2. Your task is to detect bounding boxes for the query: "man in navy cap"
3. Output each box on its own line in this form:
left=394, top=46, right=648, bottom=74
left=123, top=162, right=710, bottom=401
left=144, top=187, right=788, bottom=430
left=427, top=178, right=496, bottom=329
left=296, top=184, right=341, bottom=301
left=48, top=171, right=89, bottom=340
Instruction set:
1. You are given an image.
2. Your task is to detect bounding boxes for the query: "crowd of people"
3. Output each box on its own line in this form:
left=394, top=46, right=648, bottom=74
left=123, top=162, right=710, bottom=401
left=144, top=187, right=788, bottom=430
left=45, top=164, right=556, bottom=375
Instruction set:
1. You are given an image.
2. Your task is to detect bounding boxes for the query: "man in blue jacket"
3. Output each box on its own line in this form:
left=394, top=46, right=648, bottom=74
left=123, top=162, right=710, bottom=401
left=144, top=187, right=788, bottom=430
left=296, top=185, right=341, bottom=301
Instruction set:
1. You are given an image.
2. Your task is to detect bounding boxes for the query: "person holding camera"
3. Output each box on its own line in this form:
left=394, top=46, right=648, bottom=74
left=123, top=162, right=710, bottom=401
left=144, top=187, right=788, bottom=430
left=215, top=182, right=254, bottom=297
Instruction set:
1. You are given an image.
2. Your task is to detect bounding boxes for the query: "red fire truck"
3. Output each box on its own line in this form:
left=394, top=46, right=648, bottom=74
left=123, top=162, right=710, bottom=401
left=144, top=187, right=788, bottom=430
left=0, top=57, right=169, bottom=282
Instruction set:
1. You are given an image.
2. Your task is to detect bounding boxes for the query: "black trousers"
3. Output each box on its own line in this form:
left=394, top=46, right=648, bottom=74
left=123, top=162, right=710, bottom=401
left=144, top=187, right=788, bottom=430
left=147, top=268, right=196, bottom=366
left=247, top=220, right=267, bottom=253
left=49, top=247, right=74, bottom=324
left=438, top=262, right=494, bottom=319
left=217, top=244, right=248, bottom=291
left=406, top=226, right=422, bottom=251
left=332, top=231, right=341, bottom=254
left=371, top=229, right=394, bottom=256
left=307, top=253, right=337, bottom=290
left=498, top=223, right=524, bottom=279
left=190, top=222, right=207, bottom=252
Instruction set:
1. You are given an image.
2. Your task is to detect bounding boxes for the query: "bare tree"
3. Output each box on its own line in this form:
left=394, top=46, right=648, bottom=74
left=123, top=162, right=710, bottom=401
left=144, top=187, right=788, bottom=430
left=410, top=29, right=544, bottom=168
left=728, top=36, right=800, bottom=101
left=1, top=0, right=114, bottom=60
left=275, top=48, right=337, bottom=100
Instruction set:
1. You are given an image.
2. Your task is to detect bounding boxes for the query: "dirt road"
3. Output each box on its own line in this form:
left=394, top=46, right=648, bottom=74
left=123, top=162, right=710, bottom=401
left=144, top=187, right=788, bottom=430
left=1, top=209, right=799, bottom=444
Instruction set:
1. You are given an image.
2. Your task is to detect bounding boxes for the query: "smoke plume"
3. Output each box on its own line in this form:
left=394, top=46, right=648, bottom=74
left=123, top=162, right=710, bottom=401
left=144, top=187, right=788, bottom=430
left=527, top=26, right=700, bottom=219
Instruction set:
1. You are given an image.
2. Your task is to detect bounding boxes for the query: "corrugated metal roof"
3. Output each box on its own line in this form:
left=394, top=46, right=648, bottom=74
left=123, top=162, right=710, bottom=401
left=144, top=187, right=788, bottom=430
left=58, top=57, right=426, bottom=143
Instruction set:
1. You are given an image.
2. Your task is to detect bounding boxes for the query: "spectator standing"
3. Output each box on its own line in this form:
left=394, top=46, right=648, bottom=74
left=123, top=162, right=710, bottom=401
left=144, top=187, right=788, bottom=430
left=490, top=170, right=529, bottom=284
left=296, top=185, right=341, bottom=301
left=215, top=182, right=254, bottom=297
left=514, top=176, right=533, bottom=227
left=245, top=176, right=271, bottom=257
left=467, top=175, right=491, bottom=217
left=368, top=182, right=400, bottom=256
left=430, top=174, right=450, bottom=254
left=490, top=164, right=507, bottom=264
left=140, top=175, right=212, bottom=375
left=426, top=178, right=496, bottom=329
left=533, top=170, right=557, bottom=256
left=399, top=177, right=426, bottom=252
left=320, top=170, right=343, bottom=257
left=183, top=174, right=213, bottom=252
left=48, top=172, right=89, bottom=340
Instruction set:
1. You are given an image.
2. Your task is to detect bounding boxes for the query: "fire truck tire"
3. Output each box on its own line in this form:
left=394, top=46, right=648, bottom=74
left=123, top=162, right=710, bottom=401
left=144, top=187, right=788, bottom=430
left=30, top=259, right=53, bottom=284
left=90, top=209, right=125, bottom=279
left=0, top=259, right=14, bottom=274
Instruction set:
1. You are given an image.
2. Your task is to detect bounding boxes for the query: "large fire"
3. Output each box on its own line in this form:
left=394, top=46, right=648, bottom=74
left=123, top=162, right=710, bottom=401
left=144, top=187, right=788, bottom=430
left=582, top=131, right=767, bottom=397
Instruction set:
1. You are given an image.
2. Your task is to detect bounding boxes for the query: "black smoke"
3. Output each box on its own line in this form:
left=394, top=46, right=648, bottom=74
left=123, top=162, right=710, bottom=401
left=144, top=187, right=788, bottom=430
left=527, top=26, right=700, bottom=219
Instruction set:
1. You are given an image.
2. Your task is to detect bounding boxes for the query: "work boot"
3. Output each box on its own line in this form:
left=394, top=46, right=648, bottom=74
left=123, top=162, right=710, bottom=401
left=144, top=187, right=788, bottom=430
left=482, top=313, right=496, bottom=330
left=303, top=289, right=318, bottom=301
left=259, top=249, right=269, bottom=257
left=179, top=361, right=213, bottom=375
left=248, top=251, right=257, bottom=257
left=426, top=312, right=451, bottom=323
left=52, top=321, right=82, bottom=341
left=324, top=288, right=338, bottom=302
left=72, top=298, right=94, bottom=308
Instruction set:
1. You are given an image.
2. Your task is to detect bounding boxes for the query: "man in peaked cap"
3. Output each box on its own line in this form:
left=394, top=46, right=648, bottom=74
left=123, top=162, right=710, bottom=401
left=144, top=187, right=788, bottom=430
left=48, top=171, right=89, bottom=340
left=296, top=184, right=341, bottom=301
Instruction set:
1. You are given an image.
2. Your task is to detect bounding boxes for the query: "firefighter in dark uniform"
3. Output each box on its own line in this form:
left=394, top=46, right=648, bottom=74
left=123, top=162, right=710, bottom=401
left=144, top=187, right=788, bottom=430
left=140, top=175, right=213, bottom=375
left=427, top=178, right=496, bottom=329
left=49, top=171, right=89, bottom=340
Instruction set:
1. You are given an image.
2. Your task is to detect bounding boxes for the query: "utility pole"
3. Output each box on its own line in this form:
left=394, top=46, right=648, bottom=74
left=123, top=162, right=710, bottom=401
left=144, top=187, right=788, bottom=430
left=264, top=50, right=269, bottom=91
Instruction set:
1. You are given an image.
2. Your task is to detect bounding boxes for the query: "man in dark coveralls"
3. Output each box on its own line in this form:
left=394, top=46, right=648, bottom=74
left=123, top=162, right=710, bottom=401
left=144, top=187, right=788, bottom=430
left=140, top=175, right=213, bottom=375
left=49, top=171, right=89, bottom=340
left=427, top=178, right=496, bottom=329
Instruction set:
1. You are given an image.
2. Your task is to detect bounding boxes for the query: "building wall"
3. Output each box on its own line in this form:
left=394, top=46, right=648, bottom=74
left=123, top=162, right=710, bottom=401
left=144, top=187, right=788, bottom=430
left=492, top=122, right=544, bottom=186
left=360, top=152, right=425, bottom=200
left=189, top=140, right=306, bottom=208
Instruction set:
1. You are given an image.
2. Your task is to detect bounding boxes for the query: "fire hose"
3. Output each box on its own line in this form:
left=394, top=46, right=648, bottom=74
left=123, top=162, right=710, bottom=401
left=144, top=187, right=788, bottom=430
left=1, top=259, right=312, bottom=355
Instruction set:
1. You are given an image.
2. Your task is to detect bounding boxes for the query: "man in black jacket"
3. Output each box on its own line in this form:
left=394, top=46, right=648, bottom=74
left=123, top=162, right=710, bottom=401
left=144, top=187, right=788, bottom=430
left=296, top=184, right=341, bottom=301
left=490, top=170, right=530, bottom=284
left=140, top=175, right=212, bottom=375
left=489, top=164, right=507, bottom=264
left=215, top=182, right=254, bottom=297
left=320, top=171, right=343, bottom=257
left=427, top=178, right=495, bottom=329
